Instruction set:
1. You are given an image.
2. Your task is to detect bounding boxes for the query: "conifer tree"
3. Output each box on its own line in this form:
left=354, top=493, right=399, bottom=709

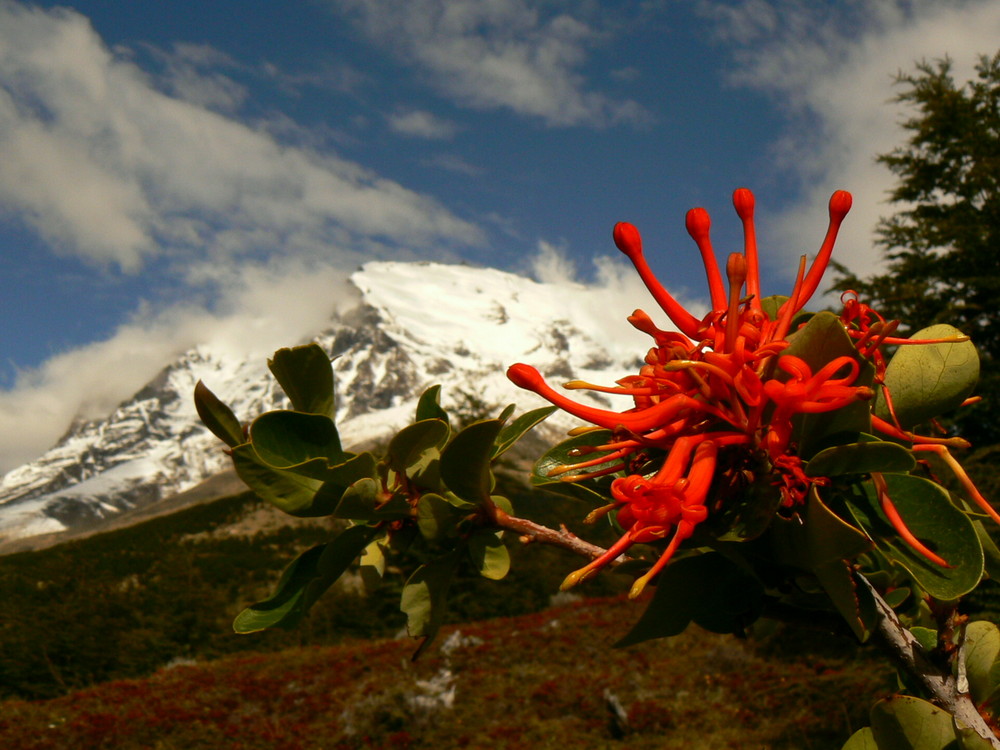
left=833, top=52, right=1000, bottom=444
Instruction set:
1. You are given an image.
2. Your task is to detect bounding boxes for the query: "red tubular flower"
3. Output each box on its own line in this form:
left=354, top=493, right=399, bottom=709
left=613, top=222, right=703, bottom=338
left=732, top=188, right=762, bottom=312
left=762, top=355, right=872, bottom=458
left=795, top=190, right=853, bottom=310
left=685, top=208, right=726, bottom=311
left=509, top=187, right=988, bottom=589
left=561, top=438, right=718, bottom=598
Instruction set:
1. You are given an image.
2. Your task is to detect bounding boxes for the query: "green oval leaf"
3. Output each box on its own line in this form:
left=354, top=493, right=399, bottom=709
left=846, top=474, right=984, bottom=600
left=386, top=419, right=450, bottom=483
left=194, top=380, right=243, bottom=448
left=841, top=727, right=877, bottom=750
left=250, top=410, right=344, bottom=470
left=869, top=695, right=960, bottom=750
left=760, top=295, right=790, bottom=321
left=401, top=551, right=462, bottom=658
left=876, top=324, right=979, bottom=429
left=813, top=562, right=878, bottom=642
left=440, top=419, right=502, bottom=503
left=267, top=343, right=335, bottom=418
left=805, top=441, right=917, bottom=478
left=231, top=443, right=341, bottom=517
left=964, top=620, right=1000, bottom=705
left=771, top=487, right=873, bottom=571
left=956, top=723, right=997, bottom=750
left=416, top=492, right=462, bottom=542
left=530, top=429, right=620, bottom=502
left=233, top=525, right=377, bottom=633
left=359, top=536, right=387, bottom=582
left=234, top=544, right=327, bottom=633
left=493, top=406, right=556, bottom=458
left=469, top=530, right=510, bottom=580
left=335, top=477, right=410, bottom=521
left=615, top=552, right=764, bottom=647
left=415, top=385, right=449, bottom=424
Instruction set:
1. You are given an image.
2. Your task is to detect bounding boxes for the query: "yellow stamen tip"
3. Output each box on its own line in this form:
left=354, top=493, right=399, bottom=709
left=628, top=575, right=651, bottom=599
left=560, top=568, right=591, bottom=591
left=583, top=503, right=617, bottom=524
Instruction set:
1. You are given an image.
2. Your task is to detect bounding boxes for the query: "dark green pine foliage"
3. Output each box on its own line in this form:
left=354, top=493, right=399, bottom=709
left=832, top=52, right=1000, bottom=444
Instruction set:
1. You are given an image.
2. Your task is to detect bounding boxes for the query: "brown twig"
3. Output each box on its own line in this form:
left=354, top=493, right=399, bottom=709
left=491, top=507, right=630, bottom=567
left=858, top=574, right=1000, bottom=747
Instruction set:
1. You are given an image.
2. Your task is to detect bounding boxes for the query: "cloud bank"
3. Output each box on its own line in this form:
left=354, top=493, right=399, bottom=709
left=0, top=1, right=491, bottom=471
left=330, top=0, right=648, bottom=127
left=0, top=2, right=483, bottom=273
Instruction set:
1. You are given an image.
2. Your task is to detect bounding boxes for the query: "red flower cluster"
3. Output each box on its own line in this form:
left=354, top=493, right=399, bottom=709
left=507, top=188, right=979, bottom=597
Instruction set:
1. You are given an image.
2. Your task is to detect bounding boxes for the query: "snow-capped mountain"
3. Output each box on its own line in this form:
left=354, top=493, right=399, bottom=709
left=0, top=261, right=651, bottom=547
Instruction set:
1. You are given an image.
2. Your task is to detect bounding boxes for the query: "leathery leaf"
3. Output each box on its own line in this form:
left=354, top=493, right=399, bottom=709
left=194, top=380, right=243, bottom=448
left=440, top=419, right=502, bottom=503
left=400, top=550, right=462, bottom=658
left=846, top=474, right=983, bottom=600
left=233, top=524, right=378, bottom=633
left=267, top=343, right=335, bottom=418
left=875, top=324, right=979, bottom=429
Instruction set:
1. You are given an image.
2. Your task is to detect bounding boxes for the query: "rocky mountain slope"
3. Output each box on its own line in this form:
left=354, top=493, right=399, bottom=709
left=0, top=261, right=648, bottom=548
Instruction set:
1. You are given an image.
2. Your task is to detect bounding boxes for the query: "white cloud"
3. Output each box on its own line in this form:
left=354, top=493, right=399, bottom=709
left=531, top=239, right=578, bottom=284
left=330, top=0, right=649, bottom=127
left=145, top=41, right=249, bottom=113
left=0, top=259, right=361, bottom=473
left=388, top=108, right=458, bottom=139
left=709, top=0, right=1000, bottom=285
left=0, top=2, right=484, bottom=272
left=420, top=153, right=485, bottom=177
left=526, top=240, right=710, bottom=363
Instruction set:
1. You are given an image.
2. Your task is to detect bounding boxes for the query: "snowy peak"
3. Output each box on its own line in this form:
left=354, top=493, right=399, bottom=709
left=0, top=260, right=649, bottom=547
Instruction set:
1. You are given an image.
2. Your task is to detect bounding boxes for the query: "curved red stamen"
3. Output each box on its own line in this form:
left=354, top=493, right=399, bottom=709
left=808, top=356, right=859, bottom=388
left=613, top=222, right=702, bottom=337
left=507, top=364, right=731, bottom=433
left=912, top=444, right=1000, bottom=525
left=870, top=414, right=971, bottom=448
left=873, top=473, right=948, bottom=567
left=774, top=255, right=808, bottom=342
left=732, top=188, right=762, bottom=311
left=627, top=309, right=694, bottom=348
left=725, top=252, right=747, bottom=353
left=612, top=221, right=643, bottom=258
left=686, top=208, right=726, bottom=311
left=796, top=190, right=853, bottom=309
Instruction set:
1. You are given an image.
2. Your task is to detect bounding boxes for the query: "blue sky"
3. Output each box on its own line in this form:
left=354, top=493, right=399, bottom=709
left=1, top=0, right=999, bottom=472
